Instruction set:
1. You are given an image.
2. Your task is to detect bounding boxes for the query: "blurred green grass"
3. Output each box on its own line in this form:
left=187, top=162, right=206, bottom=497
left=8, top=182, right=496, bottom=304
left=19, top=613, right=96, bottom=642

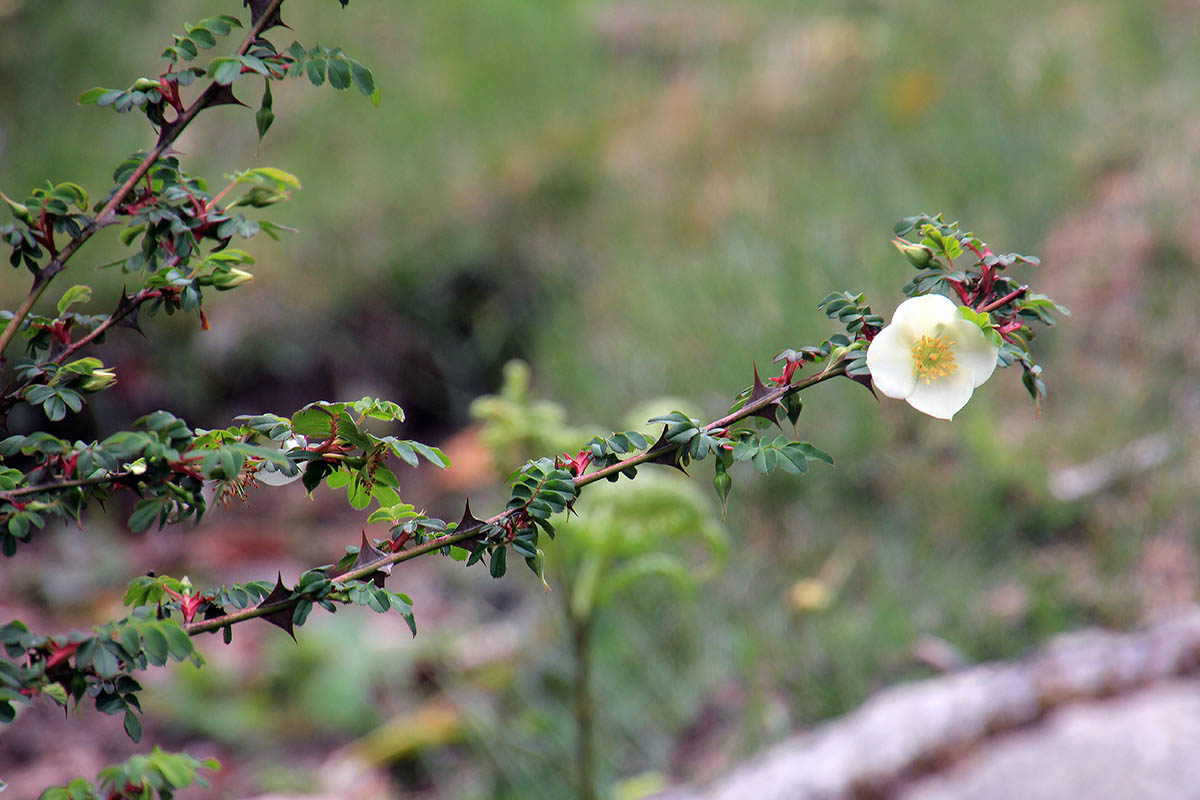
left=2, top=0, right=1199, bottom=797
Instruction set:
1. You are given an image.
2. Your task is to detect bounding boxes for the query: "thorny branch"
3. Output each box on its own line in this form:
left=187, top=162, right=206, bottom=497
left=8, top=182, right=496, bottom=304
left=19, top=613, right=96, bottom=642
left=184, top=363, right=849, bottom=636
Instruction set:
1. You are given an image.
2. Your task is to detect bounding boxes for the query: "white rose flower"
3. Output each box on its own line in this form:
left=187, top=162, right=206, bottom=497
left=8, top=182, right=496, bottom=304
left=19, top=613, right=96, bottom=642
left=865, top=294, right=999, bottom=420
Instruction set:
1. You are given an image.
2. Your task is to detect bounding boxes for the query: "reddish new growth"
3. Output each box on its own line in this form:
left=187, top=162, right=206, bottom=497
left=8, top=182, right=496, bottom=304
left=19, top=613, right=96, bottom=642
left=163, top=585, right=207, bottom=623
left=498, top=512, right=526, bottom=543
left=557, top=450, right=593, bottom=477
left=158, top=73, right=186, bottom=114
left=43, top=640, right=80, bottom=671
left=31, top=207, right=59, bottom=260
left=769, top=360, right=801, bottom=387
left=770, top=349, right=829, bottom=386
left=168, top=451, right=207, bottom=482
left=387, top=530, right=412, bottom=553
left=32, top=317, right=74, bottom=347
left=36, top=452, right=80, bottom=483
left=961, top=241, right=1031, bottom=345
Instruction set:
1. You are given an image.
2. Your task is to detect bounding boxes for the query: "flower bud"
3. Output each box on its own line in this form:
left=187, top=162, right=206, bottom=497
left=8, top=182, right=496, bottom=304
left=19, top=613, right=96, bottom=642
left=212, top=268, right=254, bottom=291
left=80, top=368, right=117, bottom=392
left=713, top=462, right=732, bottom=520
left=236, top=187, right=288, bottom=208
left=891, top=237, right=934, bottom=268
left=2, top=193, right=34, bottom=226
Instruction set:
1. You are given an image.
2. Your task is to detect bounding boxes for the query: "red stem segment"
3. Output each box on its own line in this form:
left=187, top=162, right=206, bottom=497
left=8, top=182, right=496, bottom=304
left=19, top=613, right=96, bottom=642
left=979, top=285, right=1028, bottom=314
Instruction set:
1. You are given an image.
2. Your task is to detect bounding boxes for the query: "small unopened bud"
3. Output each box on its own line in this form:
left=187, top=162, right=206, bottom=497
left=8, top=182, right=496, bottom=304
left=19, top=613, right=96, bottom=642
left=212, top=268, right=254, bottom=290
left=2, top=194, right=34, bottom=226
left=81, top=368, right=117, bottom=392
left=131, top=78, right=161, bottom=92
left=892, top=237, right=934, bottom=268
left=236, top=187, right=287, bottom=208
left=713, top=462, right=732, bottom=520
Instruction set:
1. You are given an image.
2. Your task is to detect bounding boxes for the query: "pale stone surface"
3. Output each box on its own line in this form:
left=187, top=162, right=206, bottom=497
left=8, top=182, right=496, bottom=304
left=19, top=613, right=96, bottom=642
left=656, top=611, right=1200, bottom=800
left=899, top=680, right=1200, bottom=800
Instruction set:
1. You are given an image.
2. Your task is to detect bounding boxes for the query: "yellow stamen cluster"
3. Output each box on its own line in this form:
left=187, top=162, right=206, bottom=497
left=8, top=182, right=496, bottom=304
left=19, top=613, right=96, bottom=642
left=911, top=334, right=957, bottom=384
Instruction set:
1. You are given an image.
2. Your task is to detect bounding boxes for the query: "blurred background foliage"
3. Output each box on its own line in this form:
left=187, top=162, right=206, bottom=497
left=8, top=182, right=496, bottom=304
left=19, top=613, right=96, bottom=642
left=2, top=0, right=1199, bottom=797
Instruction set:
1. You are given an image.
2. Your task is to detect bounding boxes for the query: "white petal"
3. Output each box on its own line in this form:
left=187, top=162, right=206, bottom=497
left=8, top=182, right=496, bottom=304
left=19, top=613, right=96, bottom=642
left=866, top=321, right=917, bottom=399
left=256, top=464, right=301, bottom=486
left=905, top=369, right=976, bottom=420
left=944, top=317, right=999, bottom=387
left=890, top=293, right=959, bottom=331
left=254, top=436, right=305, bottom=486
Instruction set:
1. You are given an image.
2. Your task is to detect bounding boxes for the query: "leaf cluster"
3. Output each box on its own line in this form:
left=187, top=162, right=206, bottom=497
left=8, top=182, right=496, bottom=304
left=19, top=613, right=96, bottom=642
left=105, top=155, right=292, bottom=276
left=0, top=394, right=453, bottom=558
left=729, top=434, right=833, bottom=476
left=457, top=457, right=576, bottom=580
left=161, top=15, right=244, bottom=64
left=283, top=42, right=378, bottom=102
left=1, top=181, right=92, bottom=272
left=581, top=429, right=651, bottom=482
left=288, top=398, right=448, bottom=498
left=818, top=291, right=885, bottom=337
left=38, top=747, right=217, bottom=800
left=646, top=411, right=729, bottom=470
left=77, top=3, right=376, bottom=144
left=1, top=611, right=199, bottom=742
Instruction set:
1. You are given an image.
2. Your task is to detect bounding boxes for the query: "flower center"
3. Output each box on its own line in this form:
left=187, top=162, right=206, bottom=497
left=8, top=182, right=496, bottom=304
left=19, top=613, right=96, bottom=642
left=911, top=334, right=957, bottom=383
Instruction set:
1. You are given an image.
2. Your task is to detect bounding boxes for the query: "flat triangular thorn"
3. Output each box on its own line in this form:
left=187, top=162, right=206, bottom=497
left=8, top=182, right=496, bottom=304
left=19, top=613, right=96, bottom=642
left=646, top=428, right=689, bottom=475
left=352, top=531, right=392, bottom=587
left=113, top=287, right=146, bottom=336
left=749, top=403, right=784, bottom=428
left=748, top=363, right=773, bottom=403
left=847, top=372, right=878, bottom=399
left=456, top=500, right=485, bottom=535
left=207, top=85, right=248, bottom=108
left=256, top=572, right=296, bottom=640
left=747, top=364, right=784, bottom=428
left=243, top=0, right=288, bottom=30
